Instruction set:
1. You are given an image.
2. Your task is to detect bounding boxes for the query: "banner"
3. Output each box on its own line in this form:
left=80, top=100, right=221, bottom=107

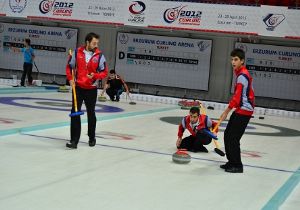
left=1, top=1, right=300, bottom=38
left=148, top=1, right=259, bottom=34
left=115, top=32, right=212, bottom=90
left=0, top=23, right=78, bottom=75
left=235, top=42, right=300, bottom=101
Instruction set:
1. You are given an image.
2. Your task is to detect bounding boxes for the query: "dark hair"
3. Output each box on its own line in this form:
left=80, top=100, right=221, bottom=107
left=230, top=48, right=245, bottom=60
left=189, top=107, right=200, bottom=115
left=110, top=69, right=116, bottom=74
left=25, top=38, right=31, bottom=46
left=85, top=32, right=99, bottom=43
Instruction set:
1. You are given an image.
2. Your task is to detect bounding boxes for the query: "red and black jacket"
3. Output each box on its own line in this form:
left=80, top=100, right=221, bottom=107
left=66, top=46, right=108, bottom=89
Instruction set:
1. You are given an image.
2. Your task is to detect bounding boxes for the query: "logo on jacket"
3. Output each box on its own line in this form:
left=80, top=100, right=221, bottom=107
left=9, top=0, right=27, bottom=13
left=128, top=1, right=146, bottom=24
left=263, top=14, right=285, bottom=31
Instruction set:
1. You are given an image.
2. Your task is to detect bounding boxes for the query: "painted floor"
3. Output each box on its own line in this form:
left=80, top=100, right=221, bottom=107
left=0, top=89, right=299, bottom=210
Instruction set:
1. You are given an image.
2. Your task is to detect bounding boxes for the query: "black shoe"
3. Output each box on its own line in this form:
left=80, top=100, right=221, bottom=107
left=220, top=163, right=230, bottom=169
left=225, top=167, right=243, bottom=173
left=89, top=139, right=96, bottom=147
left=66, top=142, right=77, bottom=149
left=197, top=145, right=208, bottom=153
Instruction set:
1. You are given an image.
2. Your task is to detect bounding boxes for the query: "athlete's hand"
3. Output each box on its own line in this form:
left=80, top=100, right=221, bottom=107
left=87, top=73, right=94, bottom=79
left=176, top=137, right=182, bottom=147
left=69, top=80, right=74, bottom=87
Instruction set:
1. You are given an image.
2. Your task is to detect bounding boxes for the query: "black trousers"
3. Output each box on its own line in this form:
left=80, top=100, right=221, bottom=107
left=224, top=112, right=251, bottom=167
left=21, top=62, right=33, bottom=86
left=106, top=87, right=123, bottom=101
left=70, top=87, right=97, bottom=144
left=178, top=130, right=212, bottom=152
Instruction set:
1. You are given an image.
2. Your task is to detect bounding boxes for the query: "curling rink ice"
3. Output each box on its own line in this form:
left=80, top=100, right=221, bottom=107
left=0, top=89, right=300, bottom=210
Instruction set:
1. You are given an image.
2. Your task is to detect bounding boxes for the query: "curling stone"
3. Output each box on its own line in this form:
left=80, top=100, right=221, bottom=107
left=129, top=101, right=137, bottom=105
left=98, top=96, right=107, bottom=102
left=172, top=149, right=191, bottom=164
left=58, top=85, right=69, bottom=92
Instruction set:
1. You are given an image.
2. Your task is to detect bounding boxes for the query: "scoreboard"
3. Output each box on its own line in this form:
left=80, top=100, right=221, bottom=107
left=115, top=33, right=212, bottom=90
left=235, top=42, right=300, bottom=101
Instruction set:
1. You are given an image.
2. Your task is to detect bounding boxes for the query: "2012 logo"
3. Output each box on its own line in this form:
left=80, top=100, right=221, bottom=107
left=39, top=0, right=74, bottom=16
left=163, top=5, right=201, bottom=25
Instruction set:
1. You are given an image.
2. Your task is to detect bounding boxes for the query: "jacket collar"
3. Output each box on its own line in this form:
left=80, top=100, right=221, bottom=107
left=78, top=45, right=100, bottom=54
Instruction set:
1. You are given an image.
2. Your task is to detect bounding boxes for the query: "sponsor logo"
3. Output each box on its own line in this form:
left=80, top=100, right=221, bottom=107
left=263, top=14, right=285, bottom=31
left=197, top=41, right=210, bottom=52
left=129, top=1, right=146, bottom=15
left=119, top=33, right=129, bottom=44
left=64, top=29, right=76, bottom=39
left=39, top=0, right=54, bottom=14
left=39, top=0, right=74, bottom=16
left=9, top=0, right=27, bottom=13
left=128, top=1, right=146, bottom=24
left=163, top=5, right=201, bottom=25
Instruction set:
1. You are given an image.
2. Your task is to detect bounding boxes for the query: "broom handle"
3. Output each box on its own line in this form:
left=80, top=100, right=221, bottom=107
left=71, top=69, right=78, bottom=112
left=200, top=104, right=221, bottom=149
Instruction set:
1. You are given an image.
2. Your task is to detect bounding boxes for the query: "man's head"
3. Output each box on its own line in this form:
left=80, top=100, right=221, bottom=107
left=109, top=69, right=116, bottom=79
left=85, top=32, right=99, bottom=52
left=189, top=107, right=200, bottom=124
left=230, top=48, right=245, bottom=70
left=24, top=38, right=31, bottom=47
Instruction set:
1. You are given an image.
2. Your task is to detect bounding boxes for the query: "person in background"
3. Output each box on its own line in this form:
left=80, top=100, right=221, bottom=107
left=100, top=69, right=129, bottom=102
left=10, top=38, right=35, bottom=86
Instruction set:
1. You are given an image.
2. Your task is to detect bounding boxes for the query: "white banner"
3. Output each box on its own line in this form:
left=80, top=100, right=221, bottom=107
left=148, top=1, right=259, bottom=34
left=1, top=1, right=300, bottom=38
left=115, top=32, right=212, bottom=90
left=235, top=42, right=300, bottom=101
left=0, top=23, right=78, bottom=75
